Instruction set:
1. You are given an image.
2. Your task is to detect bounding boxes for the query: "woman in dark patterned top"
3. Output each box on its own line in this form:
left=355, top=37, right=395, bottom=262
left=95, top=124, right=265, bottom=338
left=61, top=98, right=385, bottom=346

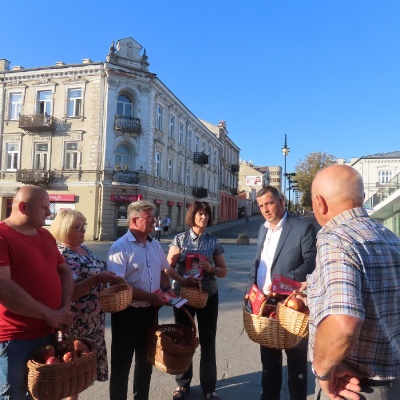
left=50, top=210, right=116, bottom=400
left=166, top=201, right=228, bottom=400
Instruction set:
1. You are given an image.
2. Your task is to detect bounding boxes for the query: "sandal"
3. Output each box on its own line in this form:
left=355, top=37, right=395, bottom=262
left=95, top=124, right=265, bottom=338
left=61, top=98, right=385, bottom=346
left=205, top=392, right=220, bottom=400
left=173, top=386, right=190, bottom=400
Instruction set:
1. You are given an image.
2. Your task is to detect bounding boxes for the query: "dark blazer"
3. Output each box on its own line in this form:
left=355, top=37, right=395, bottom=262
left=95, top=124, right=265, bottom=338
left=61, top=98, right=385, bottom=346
left=246, top=213, right=317, bottom=293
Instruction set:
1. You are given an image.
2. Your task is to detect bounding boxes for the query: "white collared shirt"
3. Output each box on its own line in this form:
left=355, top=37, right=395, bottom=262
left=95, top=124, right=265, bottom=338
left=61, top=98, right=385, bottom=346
left=107, top=230, right=170, bottom=307
left=257, top=213, right=287, bottom=294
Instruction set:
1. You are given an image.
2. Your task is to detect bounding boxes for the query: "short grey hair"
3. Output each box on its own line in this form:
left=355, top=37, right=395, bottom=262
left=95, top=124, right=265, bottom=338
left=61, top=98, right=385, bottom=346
left=256, top=186, right=284, bottom=200
left=127, top=200, right=155, bottom=221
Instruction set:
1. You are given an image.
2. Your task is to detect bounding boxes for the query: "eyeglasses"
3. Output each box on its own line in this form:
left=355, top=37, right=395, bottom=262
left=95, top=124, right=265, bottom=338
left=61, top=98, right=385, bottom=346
left=136, top=216, right=156, bottom=222
left=72, top=224, right=87, bottom=232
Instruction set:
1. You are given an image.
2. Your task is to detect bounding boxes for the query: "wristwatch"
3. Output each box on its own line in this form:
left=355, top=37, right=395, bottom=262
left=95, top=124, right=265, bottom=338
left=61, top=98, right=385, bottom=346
left=311, top=364, right=333, bottom=381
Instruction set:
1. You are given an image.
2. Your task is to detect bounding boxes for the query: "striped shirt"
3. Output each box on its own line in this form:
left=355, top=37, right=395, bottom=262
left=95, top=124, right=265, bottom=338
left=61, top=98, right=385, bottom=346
left=307, top=207, right=400, bottom=379
left=170, top=229, right=224, bottom=296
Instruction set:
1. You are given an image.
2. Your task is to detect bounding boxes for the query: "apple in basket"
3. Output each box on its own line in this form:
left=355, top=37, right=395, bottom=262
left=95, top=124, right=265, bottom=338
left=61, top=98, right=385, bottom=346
left=262, top=305, right=276, bottom=318
left=46, top=356, right=61, bottom=365
left=33, top=344, right=56, bottom=364
left=286, top=297, right=304, bottom=312
left=74, top=339, right=90, bottom=355
left=55, top=339, right=69, bottom=356
left=63, top=351, right=73, bottom=363
left=269, top=311, right=277, bottom=319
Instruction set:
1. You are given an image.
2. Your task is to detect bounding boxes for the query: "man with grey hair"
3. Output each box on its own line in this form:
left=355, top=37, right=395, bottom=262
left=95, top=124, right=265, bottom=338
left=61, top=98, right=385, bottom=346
left=107, top=200, right=175, bottom=400
left=308, top=165, right=400, bottom=400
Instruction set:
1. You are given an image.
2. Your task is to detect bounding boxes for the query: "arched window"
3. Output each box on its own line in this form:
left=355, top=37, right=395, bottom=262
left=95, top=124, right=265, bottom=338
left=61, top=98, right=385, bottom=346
left=117, top=94, right=133, bottom=117
left=115, top=145, right=131, bottom=170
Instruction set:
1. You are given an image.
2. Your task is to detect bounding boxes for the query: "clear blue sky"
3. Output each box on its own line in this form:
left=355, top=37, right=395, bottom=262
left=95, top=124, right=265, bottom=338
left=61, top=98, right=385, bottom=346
left=2, top=1, right=399, bottom=173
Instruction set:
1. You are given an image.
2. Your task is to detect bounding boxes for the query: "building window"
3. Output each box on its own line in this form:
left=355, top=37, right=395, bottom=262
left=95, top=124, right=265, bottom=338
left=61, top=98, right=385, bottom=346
left=115, top=145, right=131, bottom=170
left=378, top=170, right=392, bottom=184
left=155, top=151, right=161, bottom=178
left=9, top=93, right=22, bottom=120
left=178, top=161, right=183, bottom=184
left=168, top=158, right=173, bottom=181
left=6, top=143, right=19, bottom=170
left=67, top=89, right=82, bottom=117
left=195, top=135, right=200, bottom=152
left=186, top=166, right=191, bottom=186
left=156, top=104, right=163, bottom=131
left=188, top=130, right=192, bottom=150
left=34, top=143, right=49, bottom=169
left=37, top=91, right=52, bottom=115
left=214, top=149, right=217, bottom=165
left=64, top=142, right=79, bottom=170
left=213, top=176, right=217, bottom=193
left=202, top=141, right=206, bottom=152
left=169, top=115, right=175, bottom=139
left=194, top=169, right=199, bottom=187
left=178, top=123, right=184, bottom=145
left=117, top=94, right=133, bottom=116
left=202, top=171, right=205, bottom=187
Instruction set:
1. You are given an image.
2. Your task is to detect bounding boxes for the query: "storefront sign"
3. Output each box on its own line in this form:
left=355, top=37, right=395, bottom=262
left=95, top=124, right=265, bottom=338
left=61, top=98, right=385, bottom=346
left=111, top=194, right=138, bottom=202
left=48, top=194, right=75, bottom=202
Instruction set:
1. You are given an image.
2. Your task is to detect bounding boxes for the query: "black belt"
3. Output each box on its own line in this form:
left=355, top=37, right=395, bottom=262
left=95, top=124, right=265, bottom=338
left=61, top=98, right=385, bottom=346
left=359, top=377, right=393, bottom=387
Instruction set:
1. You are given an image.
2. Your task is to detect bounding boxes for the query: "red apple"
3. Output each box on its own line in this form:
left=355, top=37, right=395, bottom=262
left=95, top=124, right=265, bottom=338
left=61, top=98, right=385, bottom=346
left=74, top=339, right=89, bottom=354
left=269, top=311, right=277, bottom=319
left=34, top=345, right=55, bottom=363
left=63, top=351, right=73, bottom=363
left=286, top=297, right=304, bottom=311
left=45, top=356, right=61, bottom=365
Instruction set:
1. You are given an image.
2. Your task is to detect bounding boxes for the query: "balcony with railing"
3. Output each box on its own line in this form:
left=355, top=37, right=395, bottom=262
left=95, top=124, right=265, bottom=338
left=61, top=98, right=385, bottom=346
left=192, top=187, right=208, bottom=198
left=231, top=163, right=239, bottom=173
left=19, top=113, right=56, bottom=133
left=16, top=169, right=57, bottom=186
left=112, top=170, right=139, bottom=184
left=364, top=172, right=400, bottom=210
left=193, top=152, right=209, bottom=165
left=114, top=115, right=141, bottom=135
left=230, top=188, right=239, bottom=195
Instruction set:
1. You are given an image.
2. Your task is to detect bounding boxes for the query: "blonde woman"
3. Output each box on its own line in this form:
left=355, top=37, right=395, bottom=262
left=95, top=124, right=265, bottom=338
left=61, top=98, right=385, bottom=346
left=50, top=210, right=116, bottom=400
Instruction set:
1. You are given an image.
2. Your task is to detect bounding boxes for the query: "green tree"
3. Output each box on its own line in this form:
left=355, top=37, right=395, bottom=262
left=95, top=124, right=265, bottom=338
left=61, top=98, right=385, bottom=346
left=294, top=152, right=337, bottom=209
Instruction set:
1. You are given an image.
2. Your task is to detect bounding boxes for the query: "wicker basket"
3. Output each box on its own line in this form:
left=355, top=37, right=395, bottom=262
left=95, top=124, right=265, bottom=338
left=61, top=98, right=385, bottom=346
left=243, top=301, right=302, bottom=349
left=277, top=293, right=309, bottom=338
left=147, top=306, right=199, bottom=375
left=180, top=282, right=208, bottom=308
left=99, top=276, right=133, bottom=313
left=27, top=332, right=97, bottom=400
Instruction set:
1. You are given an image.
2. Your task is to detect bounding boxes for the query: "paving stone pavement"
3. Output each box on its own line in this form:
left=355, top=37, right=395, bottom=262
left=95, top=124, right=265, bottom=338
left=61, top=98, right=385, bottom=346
left=80, top=216, right=316, bottom=400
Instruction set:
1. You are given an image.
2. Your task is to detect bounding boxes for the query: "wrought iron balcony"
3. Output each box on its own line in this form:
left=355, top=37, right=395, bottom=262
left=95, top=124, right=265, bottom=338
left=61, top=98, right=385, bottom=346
left=112, top=170, right=139, bottom=184
left=114, top=115, right=141, bottom=134
left=19, top=113, right=56, bottom=133
left=231, top=164, right=239, bottom=173
left=16, top=169, right=57, bottom=186
left=192, top=187, right=208, bottom=198
left=230, top=188, right=239, bottom=195
left=193, top=152, right=209, bottom=165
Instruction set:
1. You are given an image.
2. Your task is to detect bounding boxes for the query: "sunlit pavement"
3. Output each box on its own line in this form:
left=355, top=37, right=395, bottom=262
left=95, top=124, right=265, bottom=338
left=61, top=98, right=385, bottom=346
left=81, top=216, right=315, bottom=400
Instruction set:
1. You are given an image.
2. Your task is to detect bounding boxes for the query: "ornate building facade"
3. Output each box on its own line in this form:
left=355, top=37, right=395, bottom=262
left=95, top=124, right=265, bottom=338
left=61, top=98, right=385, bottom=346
left=0, top=37, right=240, bottom=240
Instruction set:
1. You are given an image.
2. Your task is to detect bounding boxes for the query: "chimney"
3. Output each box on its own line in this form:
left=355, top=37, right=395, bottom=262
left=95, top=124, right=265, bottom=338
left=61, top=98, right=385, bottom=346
left=82, top=58, right=93, bottom=64
left=0, top=59, right=10, bottom=72
left=12, top=66, right=25, bottom=71
left=55, top=61, right=66, bottom=66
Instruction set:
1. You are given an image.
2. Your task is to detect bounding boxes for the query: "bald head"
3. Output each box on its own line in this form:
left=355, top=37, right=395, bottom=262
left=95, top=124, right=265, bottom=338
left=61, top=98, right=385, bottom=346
left=312, top=165, right=364, bottom=225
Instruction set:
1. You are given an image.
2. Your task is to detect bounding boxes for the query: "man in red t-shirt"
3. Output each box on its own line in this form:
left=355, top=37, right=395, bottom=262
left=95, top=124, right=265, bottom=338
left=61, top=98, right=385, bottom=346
left=0, top=185, right=74, bottom=399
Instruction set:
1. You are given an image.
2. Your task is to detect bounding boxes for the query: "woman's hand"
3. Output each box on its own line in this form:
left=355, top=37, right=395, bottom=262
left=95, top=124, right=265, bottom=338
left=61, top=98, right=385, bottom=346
left=95, top=271, right=117, bottom=285
left=182, top=275, right=200, bottom=287
left=199, top=259, right=214, bottom=274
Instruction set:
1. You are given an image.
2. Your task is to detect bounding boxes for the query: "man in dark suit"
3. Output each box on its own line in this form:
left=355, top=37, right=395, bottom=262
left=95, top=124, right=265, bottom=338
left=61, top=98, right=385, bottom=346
left=246, top=186, right=317, bottom=400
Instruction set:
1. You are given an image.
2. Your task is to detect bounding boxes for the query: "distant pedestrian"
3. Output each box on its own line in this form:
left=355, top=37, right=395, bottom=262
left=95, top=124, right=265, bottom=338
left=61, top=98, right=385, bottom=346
left=163, top=215, right=171, bottom=238
left=154, top=216, right=162, bottom=241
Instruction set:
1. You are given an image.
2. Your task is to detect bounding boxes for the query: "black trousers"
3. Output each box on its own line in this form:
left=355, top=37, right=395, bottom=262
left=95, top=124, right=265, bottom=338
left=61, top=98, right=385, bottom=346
left=260, top=337, right=308, bottom=400
left=109, top=306, right=157, bottom=400
left=174, top=292, right=219, bottom=395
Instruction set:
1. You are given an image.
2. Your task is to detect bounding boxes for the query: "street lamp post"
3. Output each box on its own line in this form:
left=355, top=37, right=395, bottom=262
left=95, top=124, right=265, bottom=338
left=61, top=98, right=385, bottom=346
left=286, top=172, right=296, bottom=213
left=281, top=134, right=290, bottom=197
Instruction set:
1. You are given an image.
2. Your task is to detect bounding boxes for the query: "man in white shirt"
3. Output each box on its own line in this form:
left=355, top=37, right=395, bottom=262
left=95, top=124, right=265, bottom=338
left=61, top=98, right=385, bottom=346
left=246, top=186, right=317, bottom=400
left=107, top=200, right=175, bottom=400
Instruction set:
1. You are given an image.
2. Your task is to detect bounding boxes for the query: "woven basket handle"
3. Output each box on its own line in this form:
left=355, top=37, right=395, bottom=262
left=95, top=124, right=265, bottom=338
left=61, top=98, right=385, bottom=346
left=198, top=281, right=203, bottom=293
left=180, top=305, right=197, bottom=338
left=59, top=329, right=79, bottom=364
left=103, top=275, right=129, bottom=289
left=282, top=292, right=306, bottom=307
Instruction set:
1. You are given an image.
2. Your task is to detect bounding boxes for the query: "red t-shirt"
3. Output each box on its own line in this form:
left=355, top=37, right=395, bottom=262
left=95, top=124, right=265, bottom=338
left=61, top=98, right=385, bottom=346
left=0, top=222, right=66, bottom=340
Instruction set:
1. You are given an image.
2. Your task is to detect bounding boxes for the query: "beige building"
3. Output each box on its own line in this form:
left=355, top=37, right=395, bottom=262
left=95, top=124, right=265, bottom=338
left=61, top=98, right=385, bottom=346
left=0, top=37, right=240, bottom=240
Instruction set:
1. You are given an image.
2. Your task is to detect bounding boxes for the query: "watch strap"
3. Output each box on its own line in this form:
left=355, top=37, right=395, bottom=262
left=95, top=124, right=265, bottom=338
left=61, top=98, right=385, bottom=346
left=311, top=364, right=333, bottom=381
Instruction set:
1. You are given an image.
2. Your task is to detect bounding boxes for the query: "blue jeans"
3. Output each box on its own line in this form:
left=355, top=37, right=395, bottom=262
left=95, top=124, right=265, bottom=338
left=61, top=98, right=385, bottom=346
left=0, top=334, right=53, bottom=400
